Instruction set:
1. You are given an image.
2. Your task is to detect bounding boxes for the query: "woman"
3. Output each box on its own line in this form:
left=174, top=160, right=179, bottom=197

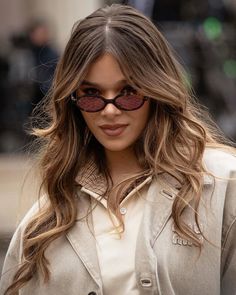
left=1, top=4, right=236, bottom=295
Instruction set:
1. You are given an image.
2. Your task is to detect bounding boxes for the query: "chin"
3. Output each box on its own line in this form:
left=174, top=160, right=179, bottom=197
left=104, top=146, right=129, bottom=153
left=102, top=142, right=131, bottom=153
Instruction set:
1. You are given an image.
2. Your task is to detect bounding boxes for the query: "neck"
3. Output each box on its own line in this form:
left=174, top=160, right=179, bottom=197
left=105, top=148, right=143, bottom=185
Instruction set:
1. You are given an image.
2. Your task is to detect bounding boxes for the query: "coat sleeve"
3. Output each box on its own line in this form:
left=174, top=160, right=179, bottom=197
left=221, top=172, right=236, bottom=295
left=0, top=225, right=23, bottom=294
left=0, top=199, right=45, bottom=294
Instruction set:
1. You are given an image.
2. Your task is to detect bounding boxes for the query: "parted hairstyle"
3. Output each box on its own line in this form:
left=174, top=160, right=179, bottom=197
left=4, top=4, right=234, bottom=294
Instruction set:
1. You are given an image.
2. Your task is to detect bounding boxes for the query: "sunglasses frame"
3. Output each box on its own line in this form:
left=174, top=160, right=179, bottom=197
left=71, top=92, right=148, bottom=112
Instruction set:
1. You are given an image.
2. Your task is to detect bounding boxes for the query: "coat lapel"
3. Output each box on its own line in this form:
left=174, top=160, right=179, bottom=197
left=137, top=172, right=213, bottom=248
left=66, top=191, right=102, bottom=288
left=135, top=174, right=179, bottom=293
left=141, top=173, right=179, bottom=246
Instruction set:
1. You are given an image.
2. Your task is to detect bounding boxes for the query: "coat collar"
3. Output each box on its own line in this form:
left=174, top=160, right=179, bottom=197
left=76, top=158, right=213, bottom=198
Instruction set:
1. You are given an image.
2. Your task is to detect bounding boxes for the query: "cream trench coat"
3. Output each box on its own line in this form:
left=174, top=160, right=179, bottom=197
left=0, top=149, right=236, bottom=295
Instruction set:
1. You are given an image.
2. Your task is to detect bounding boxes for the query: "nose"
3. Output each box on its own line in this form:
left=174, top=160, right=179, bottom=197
left=100, top=97, right=122, bottom=117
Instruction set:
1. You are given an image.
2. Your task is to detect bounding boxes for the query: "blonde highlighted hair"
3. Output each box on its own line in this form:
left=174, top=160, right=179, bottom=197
left=4, top=4, right=235, bottom=294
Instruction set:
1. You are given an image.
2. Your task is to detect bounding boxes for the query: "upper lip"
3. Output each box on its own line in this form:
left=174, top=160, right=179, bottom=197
left=100, top=124, right=128, bottom=129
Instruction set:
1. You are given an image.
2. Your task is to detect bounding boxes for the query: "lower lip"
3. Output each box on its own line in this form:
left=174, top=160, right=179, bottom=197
left=100, top=125, right=128, bottom=136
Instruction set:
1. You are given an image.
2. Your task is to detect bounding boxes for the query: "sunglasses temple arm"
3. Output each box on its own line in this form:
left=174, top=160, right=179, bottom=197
left=71, top=92, right=77, bottom=102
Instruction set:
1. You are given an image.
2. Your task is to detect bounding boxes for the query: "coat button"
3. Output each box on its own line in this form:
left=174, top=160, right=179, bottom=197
left=140, top=278, right=152, bottom=287
left=88, top=292, right=97, bottom=295
left=120, top=207, right=127, bottom=215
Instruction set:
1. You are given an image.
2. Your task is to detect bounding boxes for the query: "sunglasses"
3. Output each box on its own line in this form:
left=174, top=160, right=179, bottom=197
left=71, top=92, right=148, bottom=112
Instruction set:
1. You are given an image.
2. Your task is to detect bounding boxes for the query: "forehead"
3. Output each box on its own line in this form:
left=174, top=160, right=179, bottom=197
left=83, top=53, right=128, bottom=87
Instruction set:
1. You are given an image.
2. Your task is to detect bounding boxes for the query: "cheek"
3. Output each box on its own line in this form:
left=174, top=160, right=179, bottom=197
left=135, top=102, right=150, bottom=129
left=81, top=112, right=96, bottom=129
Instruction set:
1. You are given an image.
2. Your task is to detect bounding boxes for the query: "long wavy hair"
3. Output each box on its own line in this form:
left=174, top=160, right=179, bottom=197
left=4, top=4, right=234, bottom=294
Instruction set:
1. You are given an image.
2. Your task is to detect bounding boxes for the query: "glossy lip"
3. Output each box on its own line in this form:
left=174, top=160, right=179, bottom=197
left=99, top=124, right=128, bottom=136
left=100, top=124, right=128, bottom=129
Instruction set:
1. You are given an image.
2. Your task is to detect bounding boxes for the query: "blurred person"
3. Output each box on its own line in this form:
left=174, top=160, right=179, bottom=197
left=1, top=4, right=236, bottom=295
left=0, top=55, right=9, bottom=152
left=28, top=20, right=59, bottom=109
left=0, top=21, right=59, bottom=153
left=3, top=34, right=35, bottom=152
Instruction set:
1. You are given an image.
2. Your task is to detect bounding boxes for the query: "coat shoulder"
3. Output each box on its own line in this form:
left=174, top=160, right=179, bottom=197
left=0, top=197, right=46, bottom=294
left=203, top=148, right=236, bottom=177
left=203, top=149, right=236, bottom=249
left=18, top=196, right=47, bottom=232
left=3, top=197, right=46, bottom=259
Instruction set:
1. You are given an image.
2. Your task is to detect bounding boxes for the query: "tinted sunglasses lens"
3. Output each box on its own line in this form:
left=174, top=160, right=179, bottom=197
left=77, top=96, right=104, bottom=112
left=116, top=95, right=144, bottom=110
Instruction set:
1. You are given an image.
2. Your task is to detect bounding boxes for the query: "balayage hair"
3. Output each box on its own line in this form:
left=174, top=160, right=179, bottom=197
left=4, top=4, right=234, bottom=294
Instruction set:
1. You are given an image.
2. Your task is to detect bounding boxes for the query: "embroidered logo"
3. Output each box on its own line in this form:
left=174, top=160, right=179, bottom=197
left=172, top=223, right=203, bottom=246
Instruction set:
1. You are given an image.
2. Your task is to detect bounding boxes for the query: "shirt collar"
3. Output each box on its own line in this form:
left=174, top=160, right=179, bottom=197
left=76, top=159, right=107, bottom=196
left=76, top=159, right=153, bottom=197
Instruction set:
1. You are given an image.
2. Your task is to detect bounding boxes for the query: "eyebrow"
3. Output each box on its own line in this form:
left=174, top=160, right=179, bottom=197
left=80, top=79, right=128, bottom=88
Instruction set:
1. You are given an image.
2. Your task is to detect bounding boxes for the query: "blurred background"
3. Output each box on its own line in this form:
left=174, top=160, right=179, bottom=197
left=0, top=0, right=235, bottom=272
